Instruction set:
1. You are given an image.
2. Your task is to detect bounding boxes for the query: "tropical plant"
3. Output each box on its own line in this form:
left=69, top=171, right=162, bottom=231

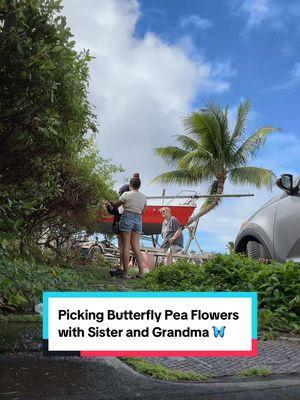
left=0, top=251, right=112, bottom=313
left=153, top=101, right=279, bottom=222
left=226, top=241, right=235, bottom=254
left=133, top=254, right=300, bottom=336
left=0, top=0, right=119, bottom=248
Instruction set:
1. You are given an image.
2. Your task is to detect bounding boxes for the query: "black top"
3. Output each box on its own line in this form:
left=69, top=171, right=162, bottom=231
left=119, top=184, right=130, bottom=195
left=106, top=184, right=131, bottom=233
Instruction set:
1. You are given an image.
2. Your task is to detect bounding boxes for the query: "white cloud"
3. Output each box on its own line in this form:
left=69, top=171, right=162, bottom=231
left=244, top=0, right=278, bottom=27
left=180, top=15, right=213, bottom=30
left=211, top=59, right=237, bottom=79
left=62, top=0, right=288, bottom=253
left=230, top=0, right=300, bottom=35
left=196, top=184, right=279, bottom=252
left=271, top=62, right=300, bottom=90
left=60, top=0, right=300, bottom=254
left=229, top=0, right=283, bottom=32
left=62, top=0, right=234, bottom=188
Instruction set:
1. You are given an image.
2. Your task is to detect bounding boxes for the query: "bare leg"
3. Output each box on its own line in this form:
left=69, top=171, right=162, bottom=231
left=120, top=231, right=131, bottom=278
left=164, top=248, right=173, bottom=265
left=130, top=231, right=144, bottom=277
left=117, top=234, right=123, bottom=269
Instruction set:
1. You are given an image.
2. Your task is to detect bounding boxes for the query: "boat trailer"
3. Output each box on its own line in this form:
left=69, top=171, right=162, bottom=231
left=88, top=191, right=254, bottom=265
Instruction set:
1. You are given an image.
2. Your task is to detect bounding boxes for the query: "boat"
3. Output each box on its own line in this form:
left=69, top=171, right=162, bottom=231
left=97, top=204, right=196, bottom=235
left=96, top=191, right=254, bottom=252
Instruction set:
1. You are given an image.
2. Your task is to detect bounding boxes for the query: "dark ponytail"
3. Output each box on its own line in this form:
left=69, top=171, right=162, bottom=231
left=130, top=177, right=141, bottom=189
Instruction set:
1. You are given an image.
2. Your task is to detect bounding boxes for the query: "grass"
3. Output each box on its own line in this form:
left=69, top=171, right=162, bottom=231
left=0, top=314, right=42, bottom=322
left=236, top=367, right=272, bottom=378
left=122, top=358, right=275, bottom=382
left=121, top=357, right=210, bottom=381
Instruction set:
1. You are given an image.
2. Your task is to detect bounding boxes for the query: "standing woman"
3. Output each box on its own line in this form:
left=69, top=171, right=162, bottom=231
left=112, top=176, right=147, bottom=279
left=107, top=173, right=140, bottom=276
left=159, top=207, right=183, bottom=265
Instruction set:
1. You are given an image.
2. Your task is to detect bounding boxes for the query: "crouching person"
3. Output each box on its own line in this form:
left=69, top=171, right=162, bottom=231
left=159, top=207, right=183, bottom=265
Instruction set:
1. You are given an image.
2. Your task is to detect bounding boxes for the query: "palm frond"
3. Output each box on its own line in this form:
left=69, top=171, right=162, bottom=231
left=153, top=101, right=276, bottom=210
left=202, top=107, right=224, bottom=159
left=151, top=169, right=211, bottom=185
left=178, top=147, right=222, bottom=173
left=154, top=146, right=188, bottom=167
left=175, top=135, right=199, bottom=151
left=233, top=126, right=280, bottom=165
left=229, top=166, right=276, bottom=189
left=230, top=100, right=251, bottom=145
left=186, top=166, right=215, bottom=181
left=212, top=105, right=232, bottom=161
left=183, top=110, right=222, bottom=158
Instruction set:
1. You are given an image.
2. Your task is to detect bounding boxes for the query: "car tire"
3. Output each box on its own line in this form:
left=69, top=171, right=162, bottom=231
left=87, top=244, right=104, bottom=262
left=246, top=241, right=269, bottom=261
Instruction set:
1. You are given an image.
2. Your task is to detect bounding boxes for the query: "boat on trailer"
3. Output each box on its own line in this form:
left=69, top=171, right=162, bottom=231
left=97, top=204, right=196, bottom=236
left=94, top=191, right=254, bottom=262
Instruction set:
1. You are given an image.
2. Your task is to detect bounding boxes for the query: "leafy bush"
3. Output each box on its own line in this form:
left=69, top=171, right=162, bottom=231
left=0, top=254, right=106, bottom=313
left=133, top=254, right=300, bottom=335
left=0, top=0, right=120, bottom=247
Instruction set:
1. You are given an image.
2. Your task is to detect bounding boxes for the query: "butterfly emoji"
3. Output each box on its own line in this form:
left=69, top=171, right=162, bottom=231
left=212, top=326, right=226, bottom=338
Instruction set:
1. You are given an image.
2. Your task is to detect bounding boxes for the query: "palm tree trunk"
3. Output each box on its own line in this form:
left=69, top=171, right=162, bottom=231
left=186, top=176, right=225, bottom=225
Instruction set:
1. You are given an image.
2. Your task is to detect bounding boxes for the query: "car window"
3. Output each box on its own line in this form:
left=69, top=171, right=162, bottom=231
left=294, top=176, right=300, bottom=192
left=263, top=194, right=284, bottom=208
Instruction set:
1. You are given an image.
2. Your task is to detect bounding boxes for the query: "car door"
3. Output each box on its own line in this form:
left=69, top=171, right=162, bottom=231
left=273, top=190, right=300, bottom=261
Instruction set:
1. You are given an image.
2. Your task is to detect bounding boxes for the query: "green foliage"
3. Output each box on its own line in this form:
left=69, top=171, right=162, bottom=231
left=133, top=254, right=300, bottom=335
left=0, top=253, right=106, bottom=312
left=122, top=358, right=210, bottom=381
left=226, top=241, right=235, bottom=254
left=0, top=314, right=41, bottom=322
left=0, top=0, right=119, bottom=244
left=236, top=367, right=272, bottom=377
left=153, top=101, right=279, bottom=218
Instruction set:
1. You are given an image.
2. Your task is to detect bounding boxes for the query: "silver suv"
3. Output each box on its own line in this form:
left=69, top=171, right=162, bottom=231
left=235, top=174, right=300, bottom=262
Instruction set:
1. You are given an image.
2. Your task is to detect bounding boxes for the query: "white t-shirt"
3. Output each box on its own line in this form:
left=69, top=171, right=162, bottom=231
left=119, top=191, right=147, bottom=214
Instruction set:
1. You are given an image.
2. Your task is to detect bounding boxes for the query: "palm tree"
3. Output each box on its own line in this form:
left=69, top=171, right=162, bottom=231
left=153, top=100, right=279, bottom=224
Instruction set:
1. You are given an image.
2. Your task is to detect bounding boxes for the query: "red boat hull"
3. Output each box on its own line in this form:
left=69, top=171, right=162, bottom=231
left=97, top=205, right=196, bottom=235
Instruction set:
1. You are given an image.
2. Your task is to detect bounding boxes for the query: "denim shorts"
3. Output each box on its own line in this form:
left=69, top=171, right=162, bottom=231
left=119, top=211, right=142, bottom=233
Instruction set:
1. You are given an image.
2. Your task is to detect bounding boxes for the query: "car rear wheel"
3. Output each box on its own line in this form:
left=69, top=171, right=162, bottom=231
left=246, top=241, right=269, bottom=261
left=86, top=244, right=104, bottom=262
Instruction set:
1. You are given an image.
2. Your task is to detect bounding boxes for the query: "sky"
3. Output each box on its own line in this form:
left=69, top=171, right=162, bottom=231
left=62, top=0, right=300, bottom=252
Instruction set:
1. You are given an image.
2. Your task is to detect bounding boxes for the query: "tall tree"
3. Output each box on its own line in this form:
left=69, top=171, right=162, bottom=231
left=0, top=0, right=118, bottom=243
left=153, top=101, right=279, bottom=223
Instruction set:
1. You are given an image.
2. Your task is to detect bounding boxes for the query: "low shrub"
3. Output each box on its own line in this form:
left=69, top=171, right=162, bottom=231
left=133, top=253, right=300, bottom=335
left=0, top=255, right=106, bottom=313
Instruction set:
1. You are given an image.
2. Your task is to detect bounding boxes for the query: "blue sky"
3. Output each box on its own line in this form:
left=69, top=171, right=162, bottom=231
left=136, top=0, right=300, bottom=141
left=63, top=0, right=300, bottom=252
